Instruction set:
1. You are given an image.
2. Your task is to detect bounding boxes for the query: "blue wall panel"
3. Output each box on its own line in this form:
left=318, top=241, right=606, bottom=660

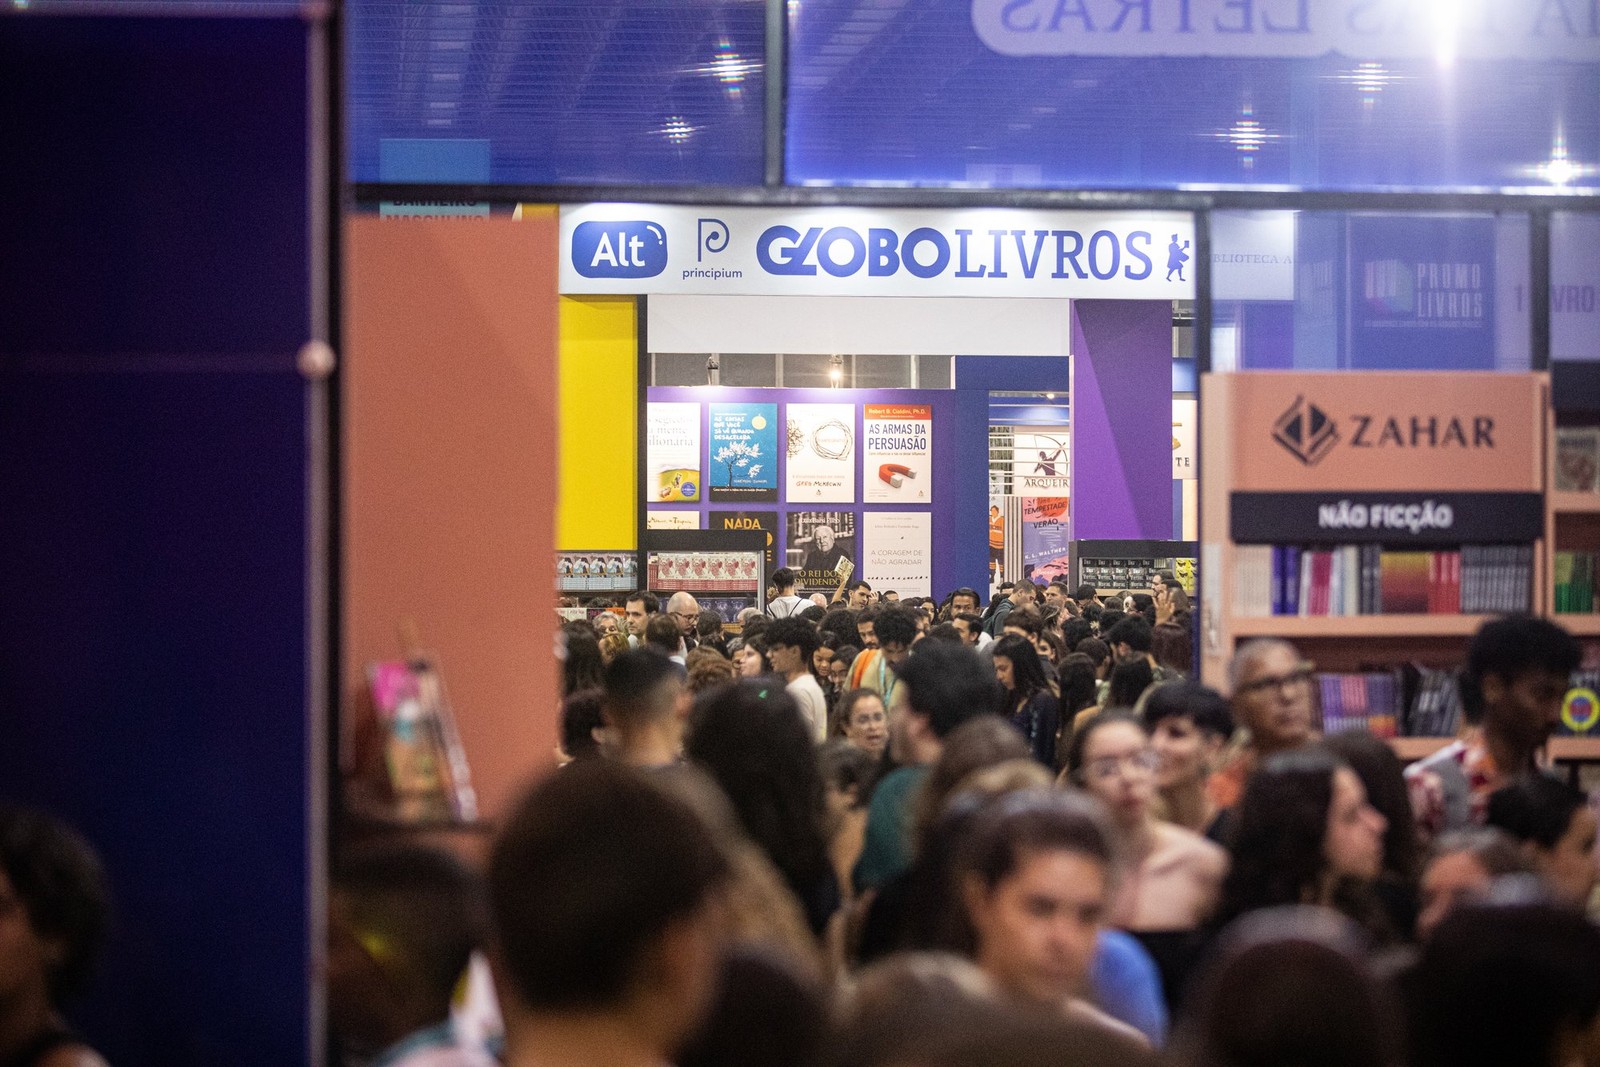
left=0, top=17, right=311, bottom=1066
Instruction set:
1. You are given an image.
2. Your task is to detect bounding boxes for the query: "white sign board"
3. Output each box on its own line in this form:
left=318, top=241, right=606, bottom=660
left=1012, top=430, right=1071, bottom=497
left=1211, top=211, right=1296, bottom=302
left=862, top=512, right=933, bottom=598
left=561, top=204, right=1195, bottom=300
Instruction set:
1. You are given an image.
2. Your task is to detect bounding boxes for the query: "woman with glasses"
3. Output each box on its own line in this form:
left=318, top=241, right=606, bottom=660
left=991, top=634, right=1061, bottom=768
left=1065, top=711, right=1229, bottom=1012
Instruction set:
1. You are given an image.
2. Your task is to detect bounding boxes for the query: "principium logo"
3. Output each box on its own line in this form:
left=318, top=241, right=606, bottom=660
left=1273, top=395, right=1339, bottom=467
left=572, top=220, right=667, bottom=279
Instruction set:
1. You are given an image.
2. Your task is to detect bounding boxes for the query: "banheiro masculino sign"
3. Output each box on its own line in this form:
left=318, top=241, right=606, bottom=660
left=559, top=204, right=1195, bottom=299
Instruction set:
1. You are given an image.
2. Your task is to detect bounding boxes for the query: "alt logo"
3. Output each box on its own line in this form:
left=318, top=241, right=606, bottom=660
left=1273, top=395, right=1339, bottom=466
left=571, top=220, right=667, bottom=279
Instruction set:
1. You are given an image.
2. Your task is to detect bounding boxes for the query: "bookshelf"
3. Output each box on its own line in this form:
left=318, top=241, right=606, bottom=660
left=1201, top=372, right=1550, bottom=747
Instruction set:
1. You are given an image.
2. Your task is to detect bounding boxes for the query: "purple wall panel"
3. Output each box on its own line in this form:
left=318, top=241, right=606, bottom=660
left=1070, top=301, right=1174, bottom=542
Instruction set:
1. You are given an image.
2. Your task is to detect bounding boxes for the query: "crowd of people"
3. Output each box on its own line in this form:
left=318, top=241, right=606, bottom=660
left=6, top=578, right=1600, bottom=1067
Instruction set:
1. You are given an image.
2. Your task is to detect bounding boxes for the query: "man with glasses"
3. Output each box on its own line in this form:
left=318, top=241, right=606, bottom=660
left=1208, top=639, right=1317, bottom=813
left=666, top=591, right=701, bottom=653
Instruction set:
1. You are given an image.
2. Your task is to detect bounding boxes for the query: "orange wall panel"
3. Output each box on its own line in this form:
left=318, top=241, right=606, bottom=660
left=345, top=215, right=559, bottom=821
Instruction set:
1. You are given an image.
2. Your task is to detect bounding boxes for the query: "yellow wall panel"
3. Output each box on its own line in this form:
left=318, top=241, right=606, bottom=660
left=558, top=296, right=638, bottom=549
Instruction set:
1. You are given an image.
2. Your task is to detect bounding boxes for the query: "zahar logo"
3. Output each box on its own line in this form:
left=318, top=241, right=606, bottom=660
left=1273, top=395, right=1339, bottom=467
left=572, top=220, right=667, bottom=279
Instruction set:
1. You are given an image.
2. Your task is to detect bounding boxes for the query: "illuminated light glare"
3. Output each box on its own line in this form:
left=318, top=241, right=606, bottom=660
left=659, top=117, right=698, bottom=144
left=697, top=38, right=758, bottom=87
left=828, top=354, right=844, bottom=386
left=1528, top=138, right=1598, bottom=187
left=1428, top=0, right=1460, bottom=67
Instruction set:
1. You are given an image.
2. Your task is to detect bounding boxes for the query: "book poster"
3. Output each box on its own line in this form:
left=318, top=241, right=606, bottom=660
left=711, top=510, right=779, bottom=578
left=863, top=404, right=933, bottom=503
left=785, top=403, right=856, bottom=503
left=647, top=402, right=701, bottom=503
left=1011, top=430, right=1070, bottom=497
left=787, top=510, right=857, bottom=594
left=1020, top=497, right=1071, bottom=586
left=862, top=511, right=933, bottom=598
left=709, top=403, right=779, bottom=502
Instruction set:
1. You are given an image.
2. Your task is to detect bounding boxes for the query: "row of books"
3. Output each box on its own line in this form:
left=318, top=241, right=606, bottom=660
left=1553, top=551, right=1598, bottom=614
left=1234, top=544, right=1534, bottom=616
left=1317, top=672, right=1401, bottom=738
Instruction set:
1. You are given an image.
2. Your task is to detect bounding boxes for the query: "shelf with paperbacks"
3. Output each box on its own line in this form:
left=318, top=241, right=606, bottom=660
left=1547, top=471, right=1600, bottom=632
left=1199, top=371, right=1549, bottom=693
left=1388, top=737, right=1600, bottom=762
left=1231, top=615, right=1497, bottom=638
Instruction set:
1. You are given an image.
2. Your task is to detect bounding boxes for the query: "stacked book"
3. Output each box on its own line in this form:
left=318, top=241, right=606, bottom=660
left=1233, top=544, right=1533, bottom=616
left=1553, top=551, right=1597, bottom=614
left=1317, top=672, right=1401, bottom=738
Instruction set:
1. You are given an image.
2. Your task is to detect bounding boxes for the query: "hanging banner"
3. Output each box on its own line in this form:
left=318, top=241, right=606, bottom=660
left=708, top=403, right=779, bottom=502
left=862, top=512, right=933, bottom=599
left=788, top=510, right=858, bottom=595
left=1012, top=429, right=1071, bottom=497
left=863, top=404, right=933, bottom=503
left=646, top=402, right=701, bottom=503
left=785, top=403, right=857, bottom=503
left=1020, top=497, right=1071, bottom=586
left=1173, top=399, right=1197, bottom=481
left=561, top=204, right=1196, bottom=299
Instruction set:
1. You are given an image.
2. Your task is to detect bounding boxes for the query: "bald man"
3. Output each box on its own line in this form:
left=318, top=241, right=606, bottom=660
left=667, top=591, right=701, bottom=652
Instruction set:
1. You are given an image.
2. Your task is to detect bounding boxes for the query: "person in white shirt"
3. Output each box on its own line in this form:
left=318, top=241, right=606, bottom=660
left=766, top=567, right=808, bottom=619
left=766, top=616, right=829, bottom=743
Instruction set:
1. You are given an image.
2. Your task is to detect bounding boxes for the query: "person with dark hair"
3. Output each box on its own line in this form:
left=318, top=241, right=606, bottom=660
left=489, top=762, right=730, bottom=1067
left=686, top=681, right=839, bottom=935
left=603, top=648, right=690, bottom=768
left=1043, top=581, right=1072, bottom=611
left=818, top=608, right=859, bottom=649
left=1000, top=606, right=1044, bottom=641
left=1408, top=614, right=1583, bottom=843
left=1077, top=636, right=1110, bottom=678
left=828, top=645, right=859, bottom=695
left=1096, top=608, right=1125, bottom=640
left=1073, top=583, right=1100, bottom=608
left=846, top=606, right=919, bottom=702
left=836, top=579, right=873, bottom=611
left=984, top=580, right=1036, bottom=639
left=1174, top=907, right=1401, bottom=1067
left=563, top=624, right=606, bottom=697
left=1319, top=730, right=1424, bottom=938
left=854, top=606, right=880, bottom=650
left=1210, top=638, right=1317, bottom=814
left=1104, top=616, right=1152, bottom=664
left=0, top=808, right=111, bottom=1067
left=623, top=590, right=660, bottom=642
left=1106, top=656, right=1155, bottom=711
left=1149, top=622, right=1191, bottom=678
left=1415, top=827, right=1530, bottom=940
left=1218, top=749, right=1391, bottom=941
left=767, top=568, right=807, bottom=619
left=732, top=633, right=771, bottom=679
left=1485, top=775, right=1598, bottom=909
left=558, top=687, right=606, bottom=763
left=991, top=633, right=1060, bottom=767
left=923, top=622, right=964, bottom=646
left=834, top=688, right=889, bottom=759
left=818, top=738, right=881, bottom=904
left=695, top=610, right=728, bottom=657
left=948, top=587, right=982, bottom=620
left=951, top=612, right=987, bottom=649
left=1405, top=901, right=1600, bottom=1067
left=1140, top=681, right=1235, bottom=837
left=855, top=642, right=1001, bottom=893
left=674, top=947, right=828, bottom=1067
left=644, top=613, right=687, bottom=662
left=765, top=617, right=828, bottom=742
left=954, top=790, right=1150, bottom=1048
left=328, top=845, right=493, bottom=1066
